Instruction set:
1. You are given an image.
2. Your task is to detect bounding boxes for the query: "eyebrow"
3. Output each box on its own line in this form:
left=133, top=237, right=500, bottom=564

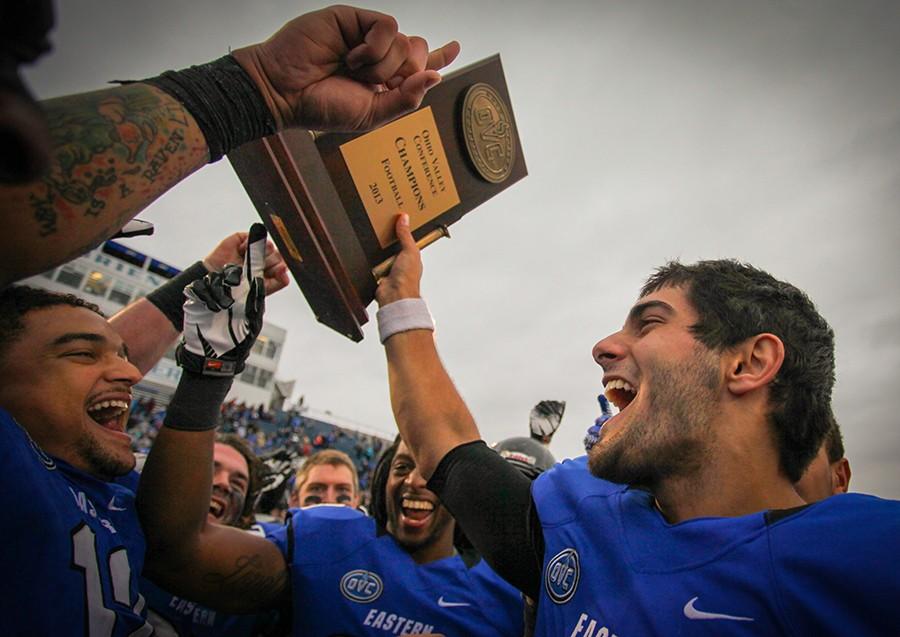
left=626, top=300, right=675, bottom=326
left=51, top=332, right=129, bottom=359
left=212, top=460, right=248, bottom=481
left=51, top=332, right=106, bottom=347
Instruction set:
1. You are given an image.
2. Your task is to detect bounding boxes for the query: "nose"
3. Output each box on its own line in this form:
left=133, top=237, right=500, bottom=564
left=592, top=330, right=627, bottom=369
left=212, top=467, right=231, bottom=492
left=323, top=486, right=346, bottom=504
left=404, top=466, right=428, bottom=490
left=107, top=355, right=142, bottom=386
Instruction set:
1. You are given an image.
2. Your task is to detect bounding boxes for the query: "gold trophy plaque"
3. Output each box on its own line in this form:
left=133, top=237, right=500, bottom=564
left=228, top=55, right=526, bottom=341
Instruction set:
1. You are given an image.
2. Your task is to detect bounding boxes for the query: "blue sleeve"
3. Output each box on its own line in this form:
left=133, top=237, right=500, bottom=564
left=264, top=516, right=292, bottom=559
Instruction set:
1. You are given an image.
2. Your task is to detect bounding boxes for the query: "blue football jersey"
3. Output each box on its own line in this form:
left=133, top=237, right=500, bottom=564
left=532, top=456, right=900, bottom=636
left=267, top=505, right=524, bottom=636
left=139, top=520, right=282, bottom=636
left=141, top=575, right=276, bottom=637
left=0, top=408, right=152, bottom=636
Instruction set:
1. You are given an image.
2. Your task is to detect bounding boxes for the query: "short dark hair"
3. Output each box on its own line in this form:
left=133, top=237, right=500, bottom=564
left=823, top=412, right=846, bottom=464
left=216, top=433, right=267, bottom=528
left=642, top=260, right=835, bottom=482
left=0, top=285, right=103, bottom=362
left=369, top=435, right=402, bottom=530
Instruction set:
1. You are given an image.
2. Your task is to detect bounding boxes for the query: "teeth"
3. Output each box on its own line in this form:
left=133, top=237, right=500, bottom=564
left=87, top=399, right=130, bottom=413
left=604, top=379, right=636, bottom=394
left=402, top=498, right=434, bottom=511
left=604, top=379, right=638, bottom=411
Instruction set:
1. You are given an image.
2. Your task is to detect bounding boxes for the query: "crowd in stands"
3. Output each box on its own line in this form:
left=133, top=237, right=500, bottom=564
left=127, top=397, right=388, bottom=509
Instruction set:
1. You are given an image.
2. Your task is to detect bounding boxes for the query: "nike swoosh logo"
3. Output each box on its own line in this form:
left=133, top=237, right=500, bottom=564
left=437, top=596, right=471, bottom=608
left=683, top=597, right=754, bottom=622
left=108, top=497, right=127, bottom=512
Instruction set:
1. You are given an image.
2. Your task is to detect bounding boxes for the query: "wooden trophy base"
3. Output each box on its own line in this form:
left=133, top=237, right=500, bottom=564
left=228, top=55, right=526, bottom=341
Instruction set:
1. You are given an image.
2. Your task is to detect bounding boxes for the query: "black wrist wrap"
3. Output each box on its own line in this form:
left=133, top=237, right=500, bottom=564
left=145, top=261, right=208, bottom=331
left=164, top=372, right=233, bottom=431
left=142, top=55, right=277, bottom=162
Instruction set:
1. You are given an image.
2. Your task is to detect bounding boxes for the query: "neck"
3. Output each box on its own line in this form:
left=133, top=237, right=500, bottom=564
left=654, top=469, right=805, bottom=523
left=407, top=526, right=456, bottom=565
left=653, top=418, right=806, bottom=523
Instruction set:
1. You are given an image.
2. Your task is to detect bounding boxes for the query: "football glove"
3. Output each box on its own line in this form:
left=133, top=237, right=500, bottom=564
left=176, top=223, right=267, bottom=377
left=529, top=399, right=566, bottom=440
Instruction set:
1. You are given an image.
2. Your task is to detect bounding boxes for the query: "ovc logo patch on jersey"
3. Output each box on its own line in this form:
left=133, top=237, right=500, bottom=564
left=340, top=569, right=384, bottom=603
left=545, top=548, right=580, bottom=604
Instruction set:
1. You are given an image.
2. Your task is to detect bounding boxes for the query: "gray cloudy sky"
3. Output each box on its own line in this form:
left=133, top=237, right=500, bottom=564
left=27, top=0, right=900, bottom=498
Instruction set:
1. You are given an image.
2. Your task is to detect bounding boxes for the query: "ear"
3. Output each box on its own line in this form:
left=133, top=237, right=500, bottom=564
left=831, top=458, right=851, bottom=494
left=725, top=333, right=785, bottom=396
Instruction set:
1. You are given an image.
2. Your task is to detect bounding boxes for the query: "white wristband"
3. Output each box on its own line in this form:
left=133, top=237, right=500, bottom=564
left=376, top=298, right=435, bottom=343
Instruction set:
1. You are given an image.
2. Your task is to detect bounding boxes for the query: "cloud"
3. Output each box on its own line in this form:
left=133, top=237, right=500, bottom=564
left=27, top=0, right=900, bottom=498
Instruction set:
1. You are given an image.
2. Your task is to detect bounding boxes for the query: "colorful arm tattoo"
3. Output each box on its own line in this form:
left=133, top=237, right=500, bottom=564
left=1, top=83, right=207, bottom=279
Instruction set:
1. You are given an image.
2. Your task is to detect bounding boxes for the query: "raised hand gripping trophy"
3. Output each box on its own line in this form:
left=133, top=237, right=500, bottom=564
left=228, top=56, right=526, bottom=341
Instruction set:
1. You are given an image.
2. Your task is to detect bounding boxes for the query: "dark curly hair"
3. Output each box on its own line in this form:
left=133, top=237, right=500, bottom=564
left=642, top=260, right=835, bottom=482
left=822, top=410, right=846, bottom=464
left=369, top=435, right=402, bottom=530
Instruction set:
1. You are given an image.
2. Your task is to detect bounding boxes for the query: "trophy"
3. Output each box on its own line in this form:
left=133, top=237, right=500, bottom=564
left=228, top=55, right=526, bottom=341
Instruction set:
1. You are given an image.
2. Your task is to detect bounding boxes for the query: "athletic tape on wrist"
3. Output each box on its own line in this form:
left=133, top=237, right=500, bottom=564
left=145, top=261, right=208, bottom=332
left=376, top=298, right=435, bottom=343
left=164, top=372, right=232, bottom=431
left=141, top=55, right=276, bottom=163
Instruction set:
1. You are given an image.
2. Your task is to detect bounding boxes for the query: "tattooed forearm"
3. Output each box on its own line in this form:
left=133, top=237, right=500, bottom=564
left=142, top=128, right=186, bottom=183
left=202, top=553, right=289, bottom=609
left=28, top=190, right=57, bottom=237
left=26, top=84, right=206, bottom=235
left=0, top=83, right=208, bottom=286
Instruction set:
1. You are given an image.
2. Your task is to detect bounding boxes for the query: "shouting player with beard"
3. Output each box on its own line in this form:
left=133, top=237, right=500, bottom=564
left=374, top=213, right=900, bottom=637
